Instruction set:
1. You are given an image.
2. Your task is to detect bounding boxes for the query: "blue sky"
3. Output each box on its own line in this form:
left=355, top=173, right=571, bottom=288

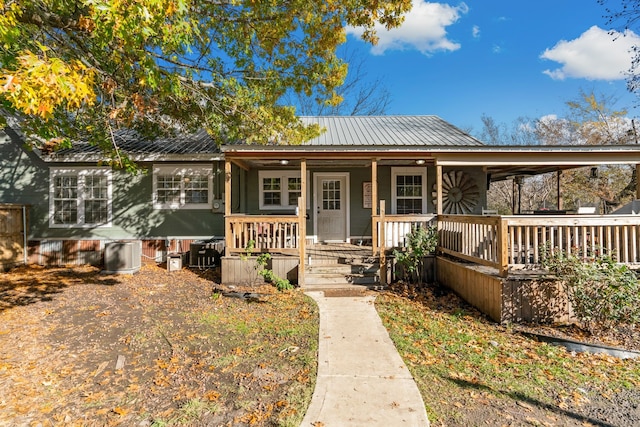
left=344, top=0, right=640, bottom=135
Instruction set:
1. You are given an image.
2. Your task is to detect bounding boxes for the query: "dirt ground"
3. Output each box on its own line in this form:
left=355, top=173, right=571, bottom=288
left=0, top=263, right=318, bottom=427
left=1, top=263, right=639, bottom=426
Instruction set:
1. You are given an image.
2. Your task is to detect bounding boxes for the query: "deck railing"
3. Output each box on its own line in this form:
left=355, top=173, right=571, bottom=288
left=372, top=213, right=437, bottom=255
left=438, top=214, right=507, bottom=275
left=438, top=214, right=640, bottom=277
left=225, top=214, right=301, bottom=255
left=506, top=215, right=640, bottom=266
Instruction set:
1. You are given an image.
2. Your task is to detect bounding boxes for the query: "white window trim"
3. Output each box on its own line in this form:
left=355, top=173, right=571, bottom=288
left=153, top=164, right=214, bottom=210
left=258, top=170, right=310, bottom=210
left=49, top=167, right=113, bottom=228
left=391, top=166, right=428, bottom=214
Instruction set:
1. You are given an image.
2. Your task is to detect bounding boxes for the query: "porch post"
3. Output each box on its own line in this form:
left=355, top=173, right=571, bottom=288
left=636, top=165, right=640, bottom=200
left=511, top=178, right=516, bottom=214
left=497, top=217, right=509, bottom=278
left=379, top=200, right=387, bottom=286
left=224, top=159, right=232, bottom=255
left=557, top=171, right=563, bottom=211
left=371, top=159, right=378, bottom=257
left=299, top=159, right=307, bottom=287
left=436, top=164, right=443, bottom=215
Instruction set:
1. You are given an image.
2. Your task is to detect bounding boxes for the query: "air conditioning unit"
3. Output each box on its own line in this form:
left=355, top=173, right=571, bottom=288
left=190, top=239, right=224, bottom=268
left=103, top=241, right=142, bottom=274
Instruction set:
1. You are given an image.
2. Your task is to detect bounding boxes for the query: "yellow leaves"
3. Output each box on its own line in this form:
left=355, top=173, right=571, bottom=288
left=0, top=0, right=22, bottom=42
left=204, top=390, right=221, bottom=401
left=0, top=50, right=96, bottom=119
left=112, top=406, right=128, bottom=416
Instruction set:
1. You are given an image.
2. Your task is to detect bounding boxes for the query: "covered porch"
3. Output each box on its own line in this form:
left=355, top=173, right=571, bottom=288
left=219, top=144, right=640, bottom=290
left=220, top=145, right=446, bottom=286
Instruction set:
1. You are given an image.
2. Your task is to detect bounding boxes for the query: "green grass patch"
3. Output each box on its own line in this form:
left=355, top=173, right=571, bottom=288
left=376, top=292, right=640, bottom=424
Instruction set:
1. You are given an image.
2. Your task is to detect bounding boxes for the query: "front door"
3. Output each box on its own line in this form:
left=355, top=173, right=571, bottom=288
left=315, top=173, right=348, bottom=242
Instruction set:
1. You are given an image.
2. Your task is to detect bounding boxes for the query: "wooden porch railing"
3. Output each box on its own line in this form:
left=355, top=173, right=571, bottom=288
left=438, top=214, right=640, bottom=277
left=372, top=213, right=437, bottom=256
left=225, top=214, right=301, bottom=255
left=438, top=214, right=507, bottom=276
left=371, top=201, right=436, bottom=285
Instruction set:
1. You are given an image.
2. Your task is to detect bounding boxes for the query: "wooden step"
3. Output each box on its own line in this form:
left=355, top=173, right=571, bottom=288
left=304, top=273, right=379, bottom=286
left=306, top=263, right=379, bottom=275
left=308, top=256, right=379, bottom=266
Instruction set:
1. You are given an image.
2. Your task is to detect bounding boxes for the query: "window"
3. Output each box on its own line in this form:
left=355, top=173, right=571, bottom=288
left=258, top=171, right=307, bottom=210
left=322, top=179, right=341, bottom=210
left=153, top=165, right=213, bottom=209
left=49, top=167, right=112, bottom=228
left=391, top=167, right=427, bottom=214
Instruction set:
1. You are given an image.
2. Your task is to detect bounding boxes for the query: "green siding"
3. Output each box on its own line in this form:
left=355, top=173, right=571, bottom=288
left=245, top=165, right=487, bottom=240
left=0, top=129, right=49, bottom=239
left=1, top=130, right=224, bottom=240
left=3, top=128, right=488, bottom=243
left=109, top=166, right=224, bottom=239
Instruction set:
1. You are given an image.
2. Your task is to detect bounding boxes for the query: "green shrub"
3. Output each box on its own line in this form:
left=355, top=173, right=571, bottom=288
left=542, top=248, right=640, bottom=331
left=393, top=225, right=438, bottom=284
left=255, top=252, right=293, bottom=291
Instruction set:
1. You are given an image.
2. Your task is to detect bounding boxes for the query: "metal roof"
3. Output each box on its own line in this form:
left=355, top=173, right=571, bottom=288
left=44, top=128, right=222, bottom=162
left=299, top=116, right=484, bottom=147
left=34, top=115, right=483, bottom=162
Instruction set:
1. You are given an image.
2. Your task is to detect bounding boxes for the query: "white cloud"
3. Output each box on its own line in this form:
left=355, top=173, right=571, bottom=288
left=346, top=1, right=469, bottom=56
left=540, top=26, right=639, bottom=81
left=472, top=25, right=480, bottom=38
left=538, top=114, right=558, bottom=123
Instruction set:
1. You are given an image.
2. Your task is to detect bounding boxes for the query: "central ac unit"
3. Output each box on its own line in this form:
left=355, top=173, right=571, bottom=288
left=103, top=241, right=142, bottom=274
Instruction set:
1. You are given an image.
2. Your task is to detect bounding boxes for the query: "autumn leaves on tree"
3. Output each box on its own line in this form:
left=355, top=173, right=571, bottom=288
left=0, top=0, right=412, bottom=168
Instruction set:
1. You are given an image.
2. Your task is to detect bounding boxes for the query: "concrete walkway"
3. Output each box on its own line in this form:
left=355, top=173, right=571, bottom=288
left=301, top=291, right=430, bottom=426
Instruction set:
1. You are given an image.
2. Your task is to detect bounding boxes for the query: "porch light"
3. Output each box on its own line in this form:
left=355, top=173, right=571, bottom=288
left=280, top=159, right=289, bottom=165
left=415, top=159, right=425, bottom=165
left=589, top=167, right=599, bottom=179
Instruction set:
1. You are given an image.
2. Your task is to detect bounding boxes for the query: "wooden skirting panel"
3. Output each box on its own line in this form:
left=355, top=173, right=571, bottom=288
left=22, top=239, right=206, bottom=268
left=221, top=256, right=299, bottom=286
left=436, top=257, right=573, bottom=323
left=436, top=257, right=502, bottom=322
left=502, top=276, right=573, bottom=324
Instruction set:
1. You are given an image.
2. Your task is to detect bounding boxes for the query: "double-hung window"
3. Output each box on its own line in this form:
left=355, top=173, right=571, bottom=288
left=258, top=171, right=305, bottom=210
left=153, top=165, right=213, bottom=209
left=391, top=167, right=427, bottom=214
left=49, top=167, right=112, bottom=228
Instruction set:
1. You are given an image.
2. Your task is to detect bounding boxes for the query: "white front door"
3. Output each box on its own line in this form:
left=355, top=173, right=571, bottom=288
left=315, top=173, right=348, bottom=242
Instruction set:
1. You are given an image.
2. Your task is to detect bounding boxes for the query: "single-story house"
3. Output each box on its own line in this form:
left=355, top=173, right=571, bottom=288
left=3, top=115, right=640, bottom=322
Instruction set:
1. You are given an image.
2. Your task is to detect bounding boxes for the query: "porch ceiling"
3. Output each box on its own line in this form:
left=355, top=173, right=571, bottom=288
left=222, top=144, right=640, bottom=178
left=487, top=164, right=585, bottom=181
left=231, top=157, right=434, bottom=168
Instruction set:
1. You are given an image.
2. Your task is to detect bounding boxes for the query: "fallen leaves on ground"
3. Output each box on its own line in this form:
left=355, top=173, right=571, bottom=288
left=0, top=263, right=318, bottom=426
left=377, top=281, right=640, bottom=427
